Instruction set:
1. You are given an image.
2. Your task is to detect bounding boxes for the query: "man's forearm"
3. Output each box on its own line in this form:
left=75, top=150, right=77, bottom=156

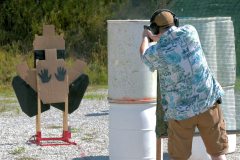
left=140, top=37, right=149, bottom=61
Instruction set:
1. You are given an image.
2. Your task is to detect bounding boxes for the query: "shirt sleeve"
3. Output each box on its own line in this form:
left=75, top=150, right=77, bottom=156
left=142, top=44, right=159, bottom=72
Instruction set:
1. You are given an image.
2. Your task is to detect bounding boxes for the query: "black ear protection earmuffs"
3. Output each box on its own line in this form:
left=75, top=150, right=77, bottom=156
left=149, top=9, right=179, bottom=35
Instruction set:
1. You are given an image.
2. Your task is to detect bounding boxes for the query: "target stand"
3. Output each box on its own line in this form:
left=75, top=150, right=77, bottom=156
left=29, top=97, right=77, bottom=146
left=29, top=58, right=76, bottom=146
left=29, top=85, right=77, bottom=146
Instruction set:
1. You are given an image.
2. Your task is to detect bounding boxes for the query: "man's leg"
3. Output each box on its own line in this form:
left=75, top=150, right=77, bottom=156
left=167, top=117, right=196, bottom=160
left=197, top=103, right=229, bottom=159
left=211, top=154, right=227, bottom=160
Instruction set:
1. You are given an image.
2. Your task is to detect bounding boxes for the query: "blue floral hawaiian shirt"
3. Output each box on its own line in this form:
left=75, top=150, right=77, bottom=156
left=142, top=25, right=224, bottom=121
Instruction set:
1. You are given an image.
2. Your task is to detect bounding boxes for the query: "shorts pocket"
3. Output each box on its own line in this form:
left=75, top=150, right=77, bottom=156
left=219, top=119, right=228, bottom=143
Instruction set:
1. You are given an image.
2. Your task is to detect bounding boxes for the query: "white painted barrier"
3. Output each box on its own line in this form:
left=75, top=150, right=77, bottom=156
left=107, top=20, right=157, bottom=103
left=109, top=103, right=156, bottom=160
left=108, top=20, right=157, bottom=160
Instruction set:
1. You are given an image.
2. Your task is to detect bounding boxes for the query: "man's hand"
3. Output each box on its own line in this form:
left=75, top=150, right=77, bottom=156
left=145, top=29, right=161, bottom=42
left=142, top=29, right=149, bottom=40
left=140, top=30, right=149, bottom=61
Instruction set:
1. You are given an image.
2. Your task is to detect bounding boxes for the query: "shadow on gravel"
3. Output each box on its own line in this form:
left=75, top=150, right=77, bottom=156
left=0, top=143, right=19, bottom=146
left=72, top=156, right=109, bottom=160
left=85, top=113, right=109, bottom=116
left=85, top=110, right=109, bottom=117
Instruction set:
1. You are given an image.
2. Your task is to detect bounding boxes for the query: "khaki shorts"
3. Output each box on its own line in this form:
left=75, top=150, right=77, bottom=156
left=167, top=102, right=229, bottom=160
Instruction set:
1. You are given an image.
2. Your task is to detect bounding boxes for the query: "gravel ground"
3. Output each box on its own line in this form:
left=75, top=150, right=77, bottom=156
left=0, top=89, right=240, bottom=160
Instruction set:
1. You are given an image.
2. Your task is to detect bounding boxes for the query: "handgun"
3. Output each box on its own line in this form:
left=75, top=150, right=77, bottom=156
left=143, top=25, right=153, bottom=42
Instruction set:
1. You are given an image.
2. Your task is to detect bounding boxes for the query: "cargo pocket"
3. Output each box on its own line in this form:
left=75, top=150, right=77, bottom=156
left=219, top=119, right=228, bottom=144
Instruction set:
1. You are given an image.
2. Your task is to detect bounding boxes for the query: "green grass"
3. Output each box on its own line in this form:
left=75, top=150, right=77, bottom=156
left=0, top=105, right=19, bottom=114
left=9, top=147, right=25, bottom=155
left=0, top=90, right=15, bottom=97
left=0, top=98, right=18, bottom=104
left=71, top=128, right=82, bottom=133
left=0, top=98, right=19, bottom=114
left=81, top=137, right=94, bottom=141
left=17, top=158, right=36, bottom=160
left=0, top=105, right=7, bottom=112
left=85, top=85, right=108, bottom=92
left=16, top=108, right=20, bottom=115
left=45, top=126, right=62, bottom=129
left=81, top=132, right=96, bottom=141
left=84, top=133, right=96, bottom=137
left=83, top=94, right=106, bottom=100
left=83, top=85, right=108, bottom=100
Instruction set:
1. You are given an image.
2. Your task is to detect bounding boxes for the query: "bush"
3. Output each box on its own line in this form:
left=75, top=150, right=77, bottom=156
left=0, top=0, right=125, bottom=89
left=0, top=0, right=121, bottom=61
left=0, top=0, right=161, bottom=91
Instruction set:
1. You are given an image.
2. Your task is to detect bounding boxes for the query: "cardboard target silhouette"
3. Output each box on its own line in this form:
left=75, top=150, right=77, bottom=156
left=12, top=25, right=89, bottom=146
left=36, top=49, right=68, bottom=104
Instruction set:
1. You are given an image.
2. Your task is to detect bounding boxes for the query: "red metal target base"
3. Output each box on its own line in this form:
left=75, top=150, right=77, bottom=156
left=29, top=130, right=77, bottom=146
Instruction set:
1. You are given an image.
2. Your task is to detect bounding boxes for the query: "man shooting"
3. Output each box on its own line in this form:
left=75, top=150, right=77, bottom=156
left=140, top=9, right=228, bottom=160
